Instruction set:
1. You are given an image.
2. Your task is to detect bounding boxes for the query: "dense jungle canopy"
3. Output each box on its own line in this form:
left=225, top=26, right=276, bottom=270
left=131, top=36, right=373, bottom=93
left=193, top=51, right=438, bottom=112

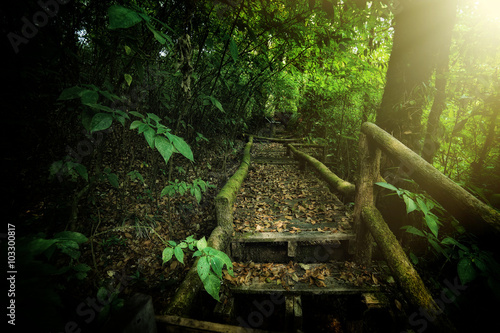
left=2, top=0, right=500, bottom=332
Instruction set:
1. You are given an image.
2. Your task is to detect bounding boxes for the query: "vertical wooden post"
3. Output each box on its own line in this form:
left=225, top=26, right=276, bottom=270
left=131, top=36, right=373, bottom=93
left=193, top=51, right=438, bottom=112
left=354, top=132, right=381, bottom=265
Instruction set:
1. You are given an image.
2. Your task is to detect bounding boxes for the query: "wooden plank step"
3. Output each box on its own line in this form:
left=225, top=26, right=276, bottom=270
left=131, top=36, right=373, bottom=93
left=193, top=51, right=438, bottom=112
left=233, top=231, right=355, bottom=243
left=156, top=315, right=278, bottom=332
left=227, top=262, right=384, bottom=296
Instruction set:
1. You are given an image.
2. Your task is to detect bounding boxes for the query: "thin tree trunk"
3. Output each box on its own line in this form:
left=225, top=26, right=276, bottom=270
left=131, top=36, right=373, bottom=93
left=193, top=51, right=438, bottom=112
left=422, top=0, right=457, bottom=163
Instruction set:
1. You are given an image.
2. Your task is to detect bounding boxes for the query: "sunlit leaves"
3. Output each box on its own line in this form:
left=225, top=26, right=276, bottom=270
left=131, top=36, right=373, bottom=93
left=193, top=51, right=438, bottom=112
left=108, top=5, right=142, bottom=29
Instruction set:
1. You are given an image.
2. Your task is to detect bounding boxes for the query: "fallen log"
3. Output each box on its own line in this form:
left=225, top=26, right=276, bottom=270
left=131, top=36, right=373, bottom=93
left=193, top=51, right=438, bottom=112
left=287, top=144, right=355, bottom=200
left=215, top=136, right=254, bottom=230
left=166, top=137, right=254, bottom=316
left=362, top=204, right=457, bottom=333
left=361, top=122, right=500, bottom=236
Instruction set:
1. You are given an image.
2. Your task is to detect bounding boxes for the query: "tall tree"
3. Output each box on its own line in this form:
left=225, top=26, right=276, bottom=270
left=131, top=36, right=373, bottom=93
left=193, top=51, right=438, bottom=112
left=377, top=0, right=457, bottom=152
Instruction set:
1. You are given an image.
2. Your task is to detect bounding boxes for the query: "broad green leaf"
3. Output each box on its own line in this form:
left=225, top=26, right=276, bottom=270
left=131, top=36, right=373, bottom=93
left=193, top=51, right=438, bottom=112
left=425, top=214, right=439, bottom=238
left=458, top=257, right=477, bottom=284
left=73, top=163, right=88, bottom=181
left=441, top=237, right=468, bottom=251
left=208, top=96, right=224, bottom=113
left=210, top=256, right=224, bottom=279
left=58, top=86, right=85, bottom=100
left=168, top=240, right=177, bottom=247
left=197, top=256, right=210, bottom=281
left=202, top=271, right=221, bottom=302
left=147, top=113, right=162, bottom=122
left=56, top=240, right=81, bottom=259
left=80, top=90, right=99, bottom=104
left=54, top=231, right=88, bottom=244
left=107, top=173, right=119, bottom=188
left=409, top=252, right=419, bottom=265
left=403, top=195, right=418, bottom=214
left=108, top=5, right=142, bottom=29
left=416, top=197, right=429, bottom=215
left=375, top=182, right=398, bottom=192
left=124, top=74, right=133, bottom=86
left=166, top=133, right=194, bottom=161
left=129, top=111, right=144, bottom=118
left=155, top=135, right=174, bottom=165
left=192, top=250, right=202, bottom=257
left=193, top=186, right=202, bottom=203
left=197, top=237, right=207, bottom=251
left=401, top=225, right=425, bottom=237
left=160, top=185, right=175, bottom=197
left=146, top=22, right=166, bottom=45
left=130, top=120, right=143, bottom=130
left=162, top=247, right=174, bottom=264
left=124, top=45, right=131, bottom=55
left=229, top=37, right=238, bottom=62
left=474, top=258, right=489, bottom=274
left=144, top=128, right=156, bottom=149
left=73, top=263, right=91, bottom=272
left=90, top=113, right=113, bottom=133
left=174, top=246, right=184, bottom=264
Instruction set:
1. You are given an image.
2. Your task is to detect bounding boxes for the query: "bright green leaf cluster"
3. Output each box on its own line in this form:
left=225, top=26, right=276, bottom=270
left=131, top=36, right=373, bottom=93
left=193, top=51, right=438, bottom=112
left=162, top=235, right=234, bottom=302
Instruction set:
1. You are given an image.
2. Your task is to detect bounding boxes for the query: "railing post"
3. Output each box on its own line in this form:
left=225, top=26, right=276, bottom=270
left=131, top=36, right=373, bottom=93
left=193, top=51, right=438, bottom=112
left=354, top=132, right=381, bottom=265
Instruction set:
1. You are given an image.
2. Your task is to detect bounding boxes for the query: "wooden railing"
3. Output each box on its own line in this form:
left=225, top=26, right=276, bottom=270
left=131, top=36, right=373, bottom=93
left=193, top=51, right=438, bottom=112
left=353, top=122, right=500, bottom=333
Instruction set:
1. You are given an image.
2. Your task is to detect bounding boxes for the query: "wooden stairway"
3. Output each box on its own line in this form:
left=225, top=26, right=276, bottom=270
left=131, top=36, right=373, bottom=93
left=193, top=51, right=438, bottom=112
left=219, top=142, right=390, bottom=332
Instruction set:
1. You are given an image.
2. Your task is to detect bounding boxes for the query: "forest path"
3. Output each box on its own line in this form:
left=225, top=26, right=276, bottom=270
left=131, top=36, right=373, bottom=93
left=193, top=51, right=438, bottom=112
left=218, top=140, right=391, bottom=332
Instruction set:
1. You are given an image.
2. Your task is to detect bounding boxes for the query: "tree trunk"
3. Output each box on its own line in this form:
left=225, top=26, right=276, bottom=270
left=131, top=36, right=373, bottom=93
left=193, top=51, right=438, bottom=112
left=421, top=0, right=457, bottom=163
left=377, top=0, right=456, bottom=152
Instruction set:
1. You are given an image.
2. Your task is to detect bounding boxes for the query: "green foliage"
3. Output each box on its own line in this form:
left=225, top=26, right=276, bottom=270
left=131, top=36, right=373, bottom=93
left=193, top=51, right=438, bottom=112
left=162, top=235, right=234, bottom=302
left=161, top=178, right=215, bottom=203
left=129, top=112, right=194, bottom=165
left=377, top=182, right=500, bottom=297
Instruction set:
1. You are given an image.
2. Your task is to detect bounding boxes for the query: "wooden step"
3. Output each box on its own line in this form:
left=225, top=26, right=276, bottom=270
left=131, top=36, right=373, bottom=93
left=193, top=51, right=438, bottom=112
left=231, top=231, right=355, bottom=263
left=228, top=262, right=382, bottom=296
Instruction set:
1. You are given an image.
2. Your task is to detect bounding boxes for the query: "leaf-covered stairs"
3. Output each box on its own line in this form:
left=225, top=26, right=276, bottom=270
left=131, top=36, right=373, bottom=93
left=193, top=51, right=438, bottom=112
left=220, top=141, right=391, bottom=332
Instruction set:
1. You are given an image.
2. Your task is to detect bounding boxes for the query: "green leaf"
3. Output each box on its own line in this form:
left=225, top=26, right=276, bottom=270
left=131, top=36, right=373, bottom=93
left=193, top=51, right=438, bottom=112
left=416, top=197, right=429, bottom=215
left=197, top=237, right=207, bottom=251
left=144, top=128, right=156, bottom=149
left=130, top=120, right=143, bottom=130
left=58, top=86, right=85, bottom=100
left=403, top=195, right=418, bottom=214
left=401, top=225, right=425, bottom=237
left=73, top=163, right=88, bottom=181
left=441, top=237, right=469, bottom=252
left=54, top=231, right=88, bottom=244
left=56, top=240, right=81, bottom=259
left=168, top=240, right=177, bottom=247
left=162, top=247, right=174, bottom=264
left=425, top=214, right=439, bottom=238
left=210, top=256, right=224, bottom=279
left=229, top=37, right=238, bottom=62
left=155, top=136, right=174, bottom=165
left=193, top=186, right=202, bottom=203
left=458, top=257, right=477, bottom=284
left=203, top=271, right=222, bottom=302
left=409, top=252, right=419, bottom=265
left=166, top=133, right=194, bottom=161
left=124, top=74, right=133, bottom=86
left=129, top=111, right=144, bottom=118
left=108, top=5, right=142, bottom=29
left=208, top=96, right=225, bottom=113
left=197, top=256, right=210, bottom=281
left=375, top=182, right=398, bottom=192
left=107, top=173, right=119, bottom=188
left=146, top=22, right=167, bottom=45
left=147, top=113, right=162, bottom=123
left=80, top=90, right=99, bottom=104
left=174, top=246, right=184, bottom=264
left=90, top=113, right=113, bottom=133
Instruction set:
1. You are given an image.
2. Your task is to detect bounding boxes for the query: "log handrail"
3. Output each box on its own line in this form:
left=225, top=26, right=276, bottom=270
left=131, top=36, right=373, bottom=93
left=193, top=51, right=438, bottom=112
left=361, top=122, right=500, bottom=235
